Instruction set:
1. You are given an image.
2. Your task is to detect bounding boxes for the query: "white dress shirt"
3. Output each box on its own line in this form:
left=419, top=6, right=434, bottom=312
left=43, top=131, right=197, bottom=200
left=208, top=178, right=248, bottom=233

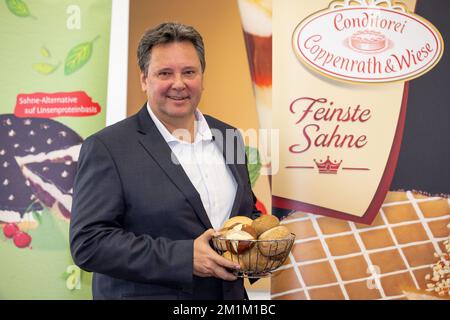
left=147, top=103, right=237, bottom=230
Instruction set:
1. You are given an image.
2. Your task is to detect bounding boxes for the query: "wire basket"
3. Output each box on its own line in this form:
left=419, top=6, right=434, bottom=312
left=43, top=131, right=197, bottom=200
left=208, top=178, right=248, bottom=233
left=211, top=233, right=296, bottom=278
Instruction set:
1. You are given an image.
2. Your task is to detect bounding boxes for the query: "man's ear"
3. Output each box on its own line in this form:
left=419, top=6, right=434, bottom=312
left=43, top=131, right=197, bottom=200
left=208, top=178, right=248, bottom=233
left=139, top=72, right=147, bottom=92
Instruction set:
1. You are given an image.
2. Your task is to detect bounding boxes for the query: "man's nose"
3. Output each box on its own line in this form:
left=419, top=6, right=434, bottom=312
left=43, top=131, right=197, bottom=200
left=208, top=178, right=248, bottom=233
left=172, top=74, right=186, bottom=90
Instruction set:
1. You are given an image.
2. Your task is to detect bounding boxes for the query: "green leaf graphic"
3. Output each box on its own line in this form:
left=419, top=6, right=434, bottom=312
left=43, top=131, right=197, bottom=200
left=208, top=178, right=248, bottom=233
left=245, top=146, right=262, bottom=187
left=5, top=0, right=32, bottom=18
left=32, top=62, right=60, bottom=75
left=40, top=46, right=51, bottom=58
left=64, top=36, right=99, bottom=75
left=32, top=210, right=42, bottom=224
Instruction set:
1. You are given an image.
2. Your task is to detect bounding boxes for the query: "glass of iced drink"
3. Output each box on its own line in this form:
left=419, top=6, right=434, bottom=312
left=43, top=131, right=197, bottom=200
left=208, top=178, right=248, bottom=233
left=237, top=0, right=272, bottom=173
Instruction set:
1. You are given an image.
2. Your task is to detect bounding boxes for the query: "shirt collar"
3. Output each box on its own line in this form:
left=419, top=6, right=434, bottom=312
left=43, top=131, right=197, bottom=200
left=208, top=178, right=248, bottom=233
left=146, top=102, right=213, bottom=144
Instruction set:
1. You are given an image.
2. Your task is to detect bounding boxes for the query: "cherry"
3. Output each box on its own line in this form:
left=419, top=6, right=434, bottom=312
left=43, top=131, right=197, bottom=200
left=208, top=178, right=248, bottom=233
left=256, top=199, right=268, bottom=215
left=13, top=231, right=32, bottom=248
left=3, top=223, right=20, bottom=238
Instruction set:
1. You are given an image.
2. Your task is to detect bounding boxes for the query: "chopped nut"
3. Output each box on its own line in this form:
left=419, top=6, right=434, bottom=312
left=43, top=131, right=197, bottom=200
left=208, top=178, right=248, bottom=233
left=422, top=233, right=450, bottom=297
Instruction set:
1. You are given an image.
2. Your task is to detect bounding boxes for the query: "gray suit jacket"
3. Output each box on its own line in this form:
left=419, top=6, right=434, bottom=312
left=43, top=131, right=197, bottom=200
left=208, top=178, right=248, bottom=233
left=69, top=105, right=260, bottom=299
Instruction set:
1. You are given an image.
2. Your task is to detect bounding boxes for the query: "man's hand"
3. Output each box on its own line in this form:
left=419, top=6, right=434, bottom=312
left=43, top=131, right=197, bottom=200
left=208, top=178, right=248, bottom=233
left=193, top=229, right=240, bottom=281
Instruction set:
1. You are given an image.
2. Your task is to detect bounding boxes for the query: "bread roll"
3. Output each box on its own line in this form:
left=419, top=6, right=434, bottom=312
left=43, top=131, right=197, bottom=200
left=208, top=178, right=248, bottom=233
left=252, top=214, right=280, bottom=237
left=258, top=225, right=291, bottom=256
left=222, top=251, right=245, bottom=269
left=223, top=216, right=253, bottom=229
left=240, top=246, right=273, bottom=272
left=225, top=223, right=257, bottom=254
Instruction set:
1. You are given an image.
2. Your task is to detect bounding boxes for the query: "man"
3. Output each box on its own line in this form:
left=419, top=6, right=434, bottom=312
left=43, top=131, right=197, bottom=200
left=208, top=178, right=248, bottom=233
left=69, top=22, right=260, bottom=299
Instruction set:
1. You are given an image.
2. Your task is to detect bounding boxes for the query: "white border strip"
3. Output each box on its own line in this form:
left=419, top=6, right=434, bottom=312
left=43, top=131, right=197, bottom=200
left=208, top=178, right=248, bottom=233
left=106, top=0, right=129, bottom=126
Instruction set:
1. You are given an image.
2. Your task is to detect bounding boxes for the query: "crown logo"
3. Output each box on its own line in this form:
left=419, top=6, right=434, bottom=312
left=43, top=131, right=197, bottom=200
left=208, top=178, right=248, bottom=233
left=314, top=156, right=343, bottom=174
left=330, top=0, right=407, bottom=12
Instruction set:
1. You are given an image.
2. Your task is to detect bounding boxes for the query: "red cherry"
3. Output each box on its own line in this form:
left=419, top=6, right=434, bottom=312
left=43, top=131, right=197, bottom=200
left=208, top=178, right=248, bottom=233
left=256, top=199, right=268, bottom=215
left=3, top=223, right=20, bottom=238
left=13, top=231, right=32, bottom=249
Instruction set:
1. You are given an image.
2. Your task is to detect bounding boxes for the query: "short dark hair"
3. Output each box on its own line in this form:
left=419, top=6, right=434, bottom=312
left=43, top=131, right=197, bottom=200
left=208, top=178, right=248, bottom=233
left=137, top=22, right=205, bottom=76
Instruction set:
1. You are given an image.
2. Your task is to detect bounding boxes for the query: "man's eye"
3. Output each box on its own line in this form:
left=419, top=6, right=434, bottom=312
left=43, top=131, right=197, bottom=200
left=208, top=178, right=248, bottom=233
left=158, top=71, right=171, bottom=77
left=184, top=70, right=196, bottom=76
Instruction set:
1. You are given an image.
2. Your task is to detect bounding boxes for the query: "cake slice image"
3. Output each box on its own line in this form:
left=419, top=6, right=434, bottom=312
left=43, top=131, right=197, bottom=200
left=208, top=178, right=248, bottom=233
left=0, top=114, right=83, bottom=225
left=16, top=145, right=81, bottom=221
left=0, top=160, right=43, bottom=227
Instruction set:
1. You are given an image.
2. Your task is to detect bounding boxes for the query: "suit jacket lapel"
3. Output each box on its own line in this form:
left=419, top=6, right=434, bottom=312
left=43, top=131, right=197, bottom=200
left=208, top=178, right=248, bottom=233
left=136, top=106, right=213, bottom=230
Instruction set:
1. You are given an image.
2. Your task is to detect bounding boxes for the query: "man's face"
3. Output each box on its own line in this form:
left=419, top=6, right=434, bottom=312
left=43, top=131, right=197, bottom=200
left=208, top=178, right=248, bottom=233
left=140, top=41, right=204, bottom=123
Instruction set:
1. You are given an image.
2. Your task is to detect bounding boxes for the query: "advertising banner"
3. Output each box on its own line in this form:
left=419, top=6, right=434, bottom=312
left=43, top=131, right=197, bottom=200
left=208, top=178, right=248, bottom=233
left=0, top=0, right=112, bottom=299
left=272, top=0, right=445, bottom=223
left=263, top=0, right=449, bottom=300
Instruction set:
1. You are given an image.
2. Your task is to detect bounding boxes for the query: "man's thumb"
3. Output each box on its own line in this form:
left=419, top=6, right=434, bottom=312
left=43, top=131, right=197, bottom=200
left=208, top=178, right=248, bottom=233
left=203, top=228, right=216, bottom=240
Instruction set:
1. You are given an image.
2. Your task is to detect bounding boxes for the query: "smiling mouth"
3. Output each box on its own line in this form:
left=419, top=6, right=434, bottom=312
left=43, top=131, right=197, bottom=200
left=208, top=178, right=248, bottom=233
left=167, top=95, right=189, bottom=101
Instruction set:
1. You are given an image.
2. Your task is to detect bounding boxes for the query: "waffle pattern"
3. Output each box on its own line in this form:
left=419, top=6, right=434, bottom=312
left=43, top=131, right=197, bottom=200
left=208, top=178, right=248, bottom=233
left=271, top=191, right=450, bottom=300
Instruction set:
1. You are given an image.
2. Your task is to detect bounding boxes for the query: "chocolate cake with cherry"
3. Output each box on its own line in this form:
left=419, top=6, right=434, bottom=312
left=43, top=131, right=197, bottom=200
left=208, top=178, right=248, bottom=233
left=0, top=114, right=83, bottom=223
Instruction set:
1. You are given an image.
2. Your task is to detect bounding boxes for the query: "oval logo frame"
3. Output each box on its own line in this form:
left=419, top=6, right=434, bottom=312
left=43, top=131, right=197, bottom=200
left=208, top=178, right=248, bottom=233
left=292, top=2, right=444, bottom=83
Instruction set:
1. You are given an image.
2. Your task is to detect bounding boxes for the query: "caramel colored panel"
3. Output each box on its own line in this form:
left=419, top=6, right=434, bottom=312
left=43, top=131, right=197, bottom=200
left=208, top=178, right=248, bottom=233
left=283, top=212, right=309, bottom=221
left=359, top=228, right=394, bottom=250
left=401, top=243, right=437, bottom=267
left=345, top=280, right=382, bottom=300
left=428, top=218, right=450, bottom=238
left=286, top=220, right=317, bottom=240
left=292, top=240, right=326, bottom=263
left=418, top=199, right=450, bottom=218
left=383, top=204, right=418, bottom=224
left=383, top=191, right=409, bottom=203
left=271, top=267, right=301, bottom=295
left=272, top=290, right=307, bottom=300
left=280, top=254, right=292, bottom=267
left=308, top=285, right=345, bottom=300
left=392, top=223, right=429, bottom=244
left=325, top=235, right=361, bottom=256
left=335, top=255, right=369, bottom=281
left=355, top=213, right=385, bottom=229
left=298, top=261, right=337, bottom=287
left=438, top=240, right=448, bottom=253
left=412, top=192, right=429, bottom=199
left=380, top=272, right=415, bottom=297
left=412, top=267, right=432, bottom=290
left=317, top=217, right=351, bottom=235
left=369, top=249, right=406, bottom=274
